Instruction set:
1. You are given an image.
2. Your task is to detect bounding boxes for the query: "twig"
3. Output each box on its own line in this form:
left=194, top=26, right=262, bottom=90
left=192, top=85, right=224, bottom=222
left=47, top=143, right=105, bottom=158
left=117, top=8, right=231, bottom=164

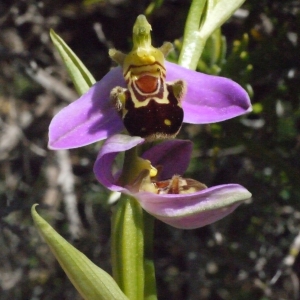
left=0, top=121, right=22, bottom=160
left=56, top=149, right=84, bottom=239
left=283, top=232, right=300, bottom=268
left=25, top=61, right=78, bottom=102
left=268, top=228, right=300, bottom=298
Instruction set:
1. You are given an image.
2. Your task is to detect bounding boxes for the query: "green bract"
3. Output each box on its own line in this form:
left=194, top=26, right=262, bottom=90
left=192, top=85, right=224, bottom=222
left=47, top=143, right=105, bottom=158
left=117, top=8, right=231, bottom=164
left=31, top=205, right=128, bottom=300
left=50, top=29, right=96, bottom=95
left=179, top=0, right=246, bottom=70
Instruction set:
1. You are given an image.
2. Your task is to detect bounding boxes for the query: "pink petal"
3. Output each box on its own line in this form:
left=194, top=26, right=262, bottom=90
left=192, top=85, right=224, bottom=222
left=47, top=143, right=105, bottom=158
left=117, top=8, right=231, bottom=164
left=142, top=139, right=193, bottom=179
left=49, top=62, right=251, bottom=150
left=93, top=134, right=144, bottom=192
left=48, top=67, right=125, bottom=149
left=166, top=62, right=252, bottom=124
left=137, top=184, right=252, bottom=229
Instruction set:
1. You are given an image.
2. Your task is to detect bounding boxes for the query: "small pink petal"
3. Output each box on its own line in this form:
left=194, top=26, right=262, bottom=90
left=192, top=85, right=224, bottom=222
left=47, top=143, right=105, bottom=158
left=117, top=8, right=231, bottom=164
left=142, top=139, right=193, bottom=179
left=137, top=184, right=251, bottom=229
left=93, top=134, right=144, bottom=192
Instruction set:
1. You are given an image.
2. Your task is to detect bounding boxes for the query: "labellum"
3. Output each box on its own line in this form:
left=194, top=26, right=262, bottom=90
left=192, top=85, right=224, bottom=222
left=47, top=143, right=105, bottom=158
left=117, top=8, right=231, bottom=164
left=109, top=15, right=185, bottom=141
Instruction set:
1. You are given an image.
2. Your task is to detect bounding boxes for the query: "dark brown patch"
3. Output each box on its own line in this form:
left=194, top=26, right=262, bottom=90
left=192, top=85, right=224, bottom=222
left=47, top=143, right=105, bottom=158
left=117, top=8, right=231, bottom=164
left=123, top=84, right=183, bottom=139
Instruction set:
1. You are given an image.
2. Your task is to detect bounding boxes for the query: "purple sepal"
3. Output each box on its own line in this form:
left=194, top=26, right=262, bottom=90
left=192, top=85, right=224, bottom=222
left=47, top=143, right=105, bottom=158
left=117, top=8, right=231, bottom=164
left=48, top=67, right=125, bottom=149
left=49, top=63, right=251, bottom=150
left=165, top=62, right=252, bottom=124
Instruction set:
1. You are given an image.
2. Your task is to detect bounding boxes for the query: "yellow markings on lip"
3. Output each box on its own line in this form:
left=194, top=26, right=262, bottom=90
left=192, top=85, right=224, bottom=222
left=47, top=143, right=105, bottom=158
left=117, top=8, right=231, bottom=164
left=164, top=119, right=171, bottom=126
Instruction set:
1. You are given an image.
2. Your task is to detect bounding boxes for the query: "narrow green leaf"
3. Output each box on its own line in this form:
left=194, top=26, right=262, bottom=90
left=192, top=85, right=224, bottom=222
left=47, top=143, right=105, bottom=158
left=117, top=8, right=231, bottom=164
left=50, top=29, right=96, bottom=95
left=111, top=195, right=145, bottom=300
left=178, top=0, right=207, bottom=69
left=32, top=205, right=128, bottom=300
left=179, top=0, right=245, bottom=70
left=200, top=0, right=246, bottom=40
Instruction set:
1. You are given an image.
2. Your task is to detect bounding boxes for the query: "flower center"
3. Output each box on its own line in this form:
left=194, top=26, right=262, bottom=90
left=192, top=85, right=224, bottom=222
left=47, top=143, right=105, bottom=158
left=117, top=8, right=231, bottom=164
left=132, top=172, right=207, bottom=195
left=153, top=175, right=207, bottom=194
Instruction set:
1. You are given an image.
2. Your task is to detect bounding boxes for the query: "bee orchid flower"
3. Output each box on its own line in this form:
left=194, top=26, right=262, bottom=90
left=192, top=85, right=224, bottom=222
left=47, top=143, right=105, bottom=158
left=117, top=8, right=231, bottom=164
left=94, top=134, right=252, bottom=229
left=48, top=15, right=251, bottom=150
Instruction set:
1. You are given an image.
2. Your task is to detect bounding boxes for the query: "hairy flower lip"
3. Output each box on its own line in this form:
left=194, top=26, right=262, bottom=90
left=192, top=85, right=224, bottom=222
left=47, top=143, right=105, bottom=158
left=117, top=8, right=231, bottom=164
left=93, top=134, right=252, bottom=229
left=48, top=62, right=252, bottom=150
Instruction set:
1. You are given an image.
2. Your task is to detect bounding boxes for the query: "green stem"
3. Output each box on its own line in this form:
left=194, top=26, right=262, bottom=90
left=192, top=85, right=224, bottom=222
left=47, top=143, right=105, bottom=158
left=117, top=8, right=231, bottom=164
left=118, top=147, right=139, bottom=186
left=118, top=147, right=156, bottom=188
left=111, top=194, right=145, bottom=300
left=112, top=147, right=157, bottom=299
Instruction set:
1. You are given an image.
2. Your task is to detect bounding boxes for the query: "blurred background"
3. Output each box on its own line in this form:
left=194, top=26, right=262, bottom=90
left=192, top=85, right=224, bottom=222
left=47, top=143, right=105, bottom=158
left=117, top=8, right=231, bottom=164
left=1, top=0, right=300, bottom=299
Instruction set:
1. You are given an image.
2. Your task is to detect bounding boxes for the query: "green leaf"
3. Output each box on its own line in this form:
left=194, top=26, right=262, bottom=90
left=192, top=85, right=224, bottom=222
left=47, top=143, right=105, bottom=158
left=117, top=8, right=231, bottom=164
left=31, top=205, right=128, bottom=300
left=179, top=0, right=245, bottom=70
left=178, top=0, right=207, bottom=69
left=50, top=29, right=96, bottom=95
left=200, top=0, right=246, bottom=39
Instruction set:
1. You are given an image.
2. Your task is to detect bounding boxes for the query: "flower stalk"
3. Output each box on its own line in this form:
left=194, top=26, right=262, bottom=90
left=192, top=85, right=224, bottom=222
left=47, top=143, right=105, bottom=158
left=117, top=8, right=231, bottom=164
left=112, top=144, right=158, bottom=299
left=117, top=147, right=157, bottom=188
left=111, top=194, right=145, bottom=300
